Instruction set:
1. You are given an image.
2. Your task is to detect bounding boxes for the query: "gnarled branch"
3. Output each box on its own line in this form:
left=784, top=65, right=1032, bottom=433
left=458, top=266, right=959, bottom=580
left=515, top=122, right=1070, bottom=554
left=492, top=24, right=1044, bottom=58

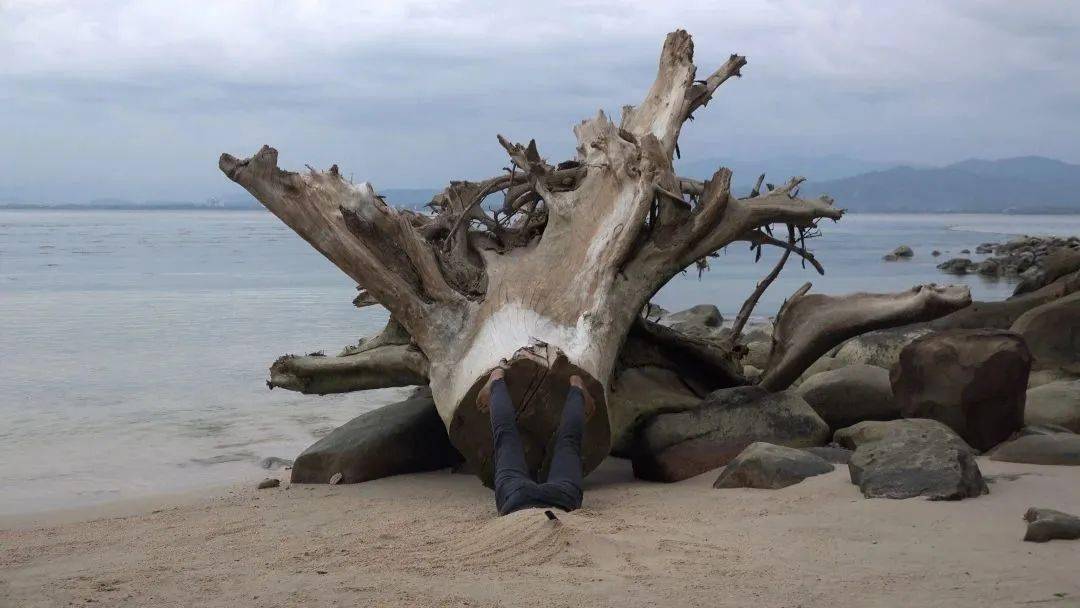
left=759, top=283, right=973, bottom=391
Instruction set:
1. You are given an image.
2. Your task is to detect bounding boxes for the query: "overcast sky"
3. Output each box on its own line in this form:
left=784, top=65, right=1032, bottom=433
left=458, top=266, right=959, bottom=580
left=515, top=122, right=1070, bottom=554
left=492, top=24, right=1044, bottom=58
left=2, top=0, right=1078, bottom=203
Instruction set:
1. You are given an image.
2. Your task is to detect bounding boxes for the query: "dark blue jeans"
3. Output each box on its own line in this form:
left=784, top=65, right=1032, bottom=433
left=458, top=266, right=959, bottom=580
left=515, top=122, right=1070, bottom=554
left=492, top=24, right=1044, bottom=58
left=489, top=379, right=584, bottom=516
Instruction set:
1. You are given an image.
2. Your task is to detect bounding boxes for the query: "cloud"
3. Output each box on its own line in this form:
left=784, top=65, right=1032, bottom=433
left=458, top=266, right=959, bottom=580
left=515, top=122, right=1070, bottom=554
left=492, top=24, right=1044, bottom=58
left=1, top=0, right=1078, bottom=202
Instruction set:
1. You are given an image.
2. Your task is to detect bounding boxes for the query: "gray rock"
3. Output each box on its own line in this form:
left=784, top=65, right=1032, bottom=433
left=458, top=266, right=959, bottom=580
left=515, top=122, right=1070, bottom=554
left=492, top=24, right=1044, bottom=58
left=884, top=245, right=914, bottom=260
left=742, top=321, right=774, bottom=343
left=932, top=250, right=942, bottom=257
left=631, top=386, right=830, bottom=482
left=795, top=364, right=898, bottom=430
left=1028, top=369, right=1078, bottom=389
left=1023, top=507, right=1080, bottom=542
left=833, top=418, right=977, bottom=454
left=977, top=259, right=1001, bottom=276
left=937, top=257, right=975, bottom=275
left=1013, top=424, right=1075, bottom=437
left=608, top=366, right=703, bottom=456
left=848, top=438, right=988, bottom=500
left=291, top=393, right=462, bottom=484
left=660, top=304, right=723, bottom=336
left=744, top=340, right=771, bottom=370
left=713, top=442, right=834, bottom=489
left=802, top=445, right=854, bottom=464
left=1025, top=380, right=1080, bottom=432
left=259, top=457, right=293, bottom=470
left=1011, top=291, right=1080, bottom=373
left=891, top=329, right=1031, bottom=451
left=794, top=355, right=847, bottom=387
left=257, top=478, right=280, bottom=489
left=832, top=327, right=932, bottom=370
left=989, top=434, right=1080, bottom=465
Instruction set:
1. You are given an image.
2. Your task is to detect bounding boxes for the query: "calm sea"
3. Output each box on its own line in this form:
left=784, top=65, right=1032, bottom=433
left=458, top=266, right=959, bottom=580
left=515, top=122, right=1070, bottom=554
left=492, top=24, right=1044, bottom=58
left=3, top=210, right=1080, bottom=516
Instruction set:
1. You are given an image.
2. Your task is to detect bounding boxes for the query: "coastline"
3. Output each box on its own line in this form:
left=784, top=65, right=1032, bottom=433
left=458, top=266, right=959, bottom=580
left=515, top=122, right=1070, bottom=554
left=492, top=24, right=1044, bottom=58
left=3, top=457, right=1079, bottom=607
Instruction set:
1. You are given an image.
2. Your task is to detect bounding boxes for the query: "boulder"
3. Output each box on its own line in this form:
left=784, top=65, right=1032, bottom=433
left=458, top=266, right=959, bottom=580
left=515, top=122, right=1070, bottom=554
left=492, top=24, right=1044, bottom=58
left=794, top=355, right=847, bottom=387
left=1011, top=291, right=1080, bottom=373
left=631, top=386, right=830, bottom=482
left=937, top=258, right=975, bottom=275
left=713, top=442, right=834, bottom=489
left=989, top=434, right=1080, bottom=466
left=891, top=329, right=1031, bottom=451
left=607, top=366, right=703, bottom=456
left=660, top=304, right=723, bottom=336
left=744, top=340, right=771, bottom=370
left=834, top=418, right=976, bottom=453
left=848, top=437, right=988, bottom=500
left=1023, top=508, right=1080, bottom=542
left=795, top=364, right=898, bottom=430
left=1013, top=424, right=1074, bottom=438
left=802, top=445, right=854, bottom=464
left=742, top=321, right=774, bottom=343
left=1025, top=380, right=1080, bottom=432
left=883, top=245, right=914, bottom=261
left=832, top=327, right=933, bottom=370
left=1028, top=369, right=1077, bottom=389
left=291, top=393, right=462, bottom=484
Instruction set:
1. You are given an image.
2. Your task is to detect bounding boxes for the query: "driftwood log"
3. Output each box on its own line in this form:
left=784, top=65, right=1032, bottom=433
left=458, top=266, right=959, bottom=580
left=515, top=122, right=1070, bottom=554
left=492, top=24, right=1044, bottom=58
left=220, top=30, right=970, bottom=482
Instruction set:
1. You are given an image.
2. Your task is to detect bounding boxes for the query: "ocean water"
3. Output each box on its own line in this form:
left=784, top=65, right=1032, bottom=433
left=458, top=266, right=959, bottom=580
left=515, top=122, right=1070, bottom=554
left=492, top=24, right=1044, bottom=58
left=3, top=210, right=1080, bottom=516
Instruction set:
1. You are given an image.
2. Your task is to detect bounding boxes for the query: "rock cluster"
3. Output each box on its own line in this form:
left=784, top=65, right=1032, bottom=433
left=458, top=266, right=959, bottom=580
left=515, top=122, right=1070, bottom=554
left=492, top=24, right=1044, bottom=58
left=935, top=235, right=1080, bottom=289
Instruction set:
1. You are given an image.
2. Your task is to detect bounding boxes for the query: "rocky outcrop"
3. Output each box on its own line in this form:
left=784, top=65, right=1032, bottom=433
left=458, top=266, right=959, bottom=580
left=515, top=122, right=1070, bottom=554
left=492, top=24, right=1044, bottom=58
left=713, top=442, right=834, bottom=489
left=891, top=329, right=1031, bottom=451
left=989, top=433, right=1080, bottom=466
left=1011, top=291, right=1080, bottom=373
left=1023, top=508, right=1080, bottom=542
left=1025, top=380, right=1080, bottom=432
left=935, top=235, right=1080, bottom=291
left=1014, top=244, right=1080, bottom=295
left=795, top=364, right=898, bottom=430
left=631, top=386, right=830, bottom=482
left=930, top=268, right=1080, bottom=331
left=608, top=366, right=703, bottom=456
left=291, top=393, right=462, bottom=484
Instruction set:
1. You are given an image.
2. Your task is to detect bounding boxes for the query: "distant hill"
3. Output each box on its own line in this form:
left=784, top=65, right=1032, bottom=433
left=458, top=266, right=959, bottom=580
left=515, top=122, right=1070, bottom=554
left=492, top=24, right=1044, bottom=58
left=676, top=154, right=900, bottom=193
left=800, top=156, right=1080, bottom=213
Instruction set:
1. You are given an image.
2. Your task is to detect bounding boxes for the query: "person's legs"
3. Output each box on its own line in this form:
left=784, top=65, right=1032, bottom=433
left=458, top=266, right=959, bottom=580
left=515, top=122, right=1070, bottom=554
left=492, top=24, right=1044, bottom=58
left=488, top=377, right=541, bottom=515
left=536, top=385, right=585, bottom=511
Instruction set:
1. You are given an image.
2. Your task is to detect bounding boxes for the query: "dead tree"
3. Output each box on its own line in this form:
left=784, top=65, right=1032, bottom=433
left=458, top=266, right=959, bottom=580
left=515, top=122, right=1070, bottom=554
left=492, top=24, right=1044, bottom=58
left=220, top=30, right=970, bottom=482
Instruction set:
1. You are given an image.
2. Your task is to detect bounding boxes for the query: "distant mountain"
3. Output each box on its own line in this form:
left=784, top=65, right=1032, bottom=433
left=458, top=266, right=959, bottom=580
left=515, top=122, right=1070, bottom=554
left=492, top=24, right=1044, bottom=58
left=676, top=154, right=902, bottom=192
left=800, top=156, right=1080, bottom=213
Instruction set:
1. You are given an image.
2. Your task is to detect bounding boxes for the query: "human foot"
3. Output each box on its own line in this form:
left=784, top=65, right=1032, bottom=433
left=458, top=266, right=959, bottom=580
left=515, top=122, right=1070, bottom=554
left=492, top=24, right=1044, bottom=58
left=476, top=366, right=506, bottom=413
left=569, top=375, right=596, bottom=420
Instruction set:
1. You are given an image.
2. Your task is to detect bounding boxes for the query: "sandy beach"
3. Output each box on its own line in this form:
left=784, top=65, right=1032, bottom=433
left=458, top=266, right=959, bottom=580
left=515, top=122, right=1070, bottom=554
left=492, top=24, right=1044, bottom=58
left=3, top=457, right=1078, bottom=608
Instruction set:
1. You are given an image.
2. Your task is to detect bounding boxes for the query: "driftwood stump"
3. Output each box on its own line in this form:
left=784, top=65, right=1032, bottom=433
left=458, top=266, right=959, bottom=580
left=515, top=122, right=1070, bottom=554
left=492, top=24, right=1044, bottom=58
left=220, top=30, right=971, bottom=482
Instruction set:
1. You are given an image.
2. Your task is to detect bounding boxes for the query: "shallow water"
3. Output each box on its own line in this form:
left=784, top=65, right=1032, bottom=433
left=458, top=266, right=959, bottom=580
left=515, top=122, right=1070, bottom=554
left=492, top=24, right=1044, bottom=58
left=2, top=210, right=1079, bottom=516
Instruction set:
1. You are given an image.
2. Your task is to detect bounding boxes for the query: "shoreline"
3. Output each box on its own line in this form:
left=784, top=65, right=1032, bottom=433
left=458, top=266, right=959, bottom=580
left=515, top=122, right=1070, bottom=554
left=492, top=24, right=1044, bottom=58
left=3, top=457, right=1079, bottom=607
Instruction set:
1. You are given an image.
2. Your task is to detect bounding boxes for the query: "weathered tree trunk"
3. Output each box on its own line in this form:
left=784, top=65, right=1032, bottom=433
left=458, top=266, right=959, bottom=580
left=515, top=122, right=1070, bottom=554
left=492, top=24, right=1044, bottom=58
left=220, top=30, right=967, bottom=482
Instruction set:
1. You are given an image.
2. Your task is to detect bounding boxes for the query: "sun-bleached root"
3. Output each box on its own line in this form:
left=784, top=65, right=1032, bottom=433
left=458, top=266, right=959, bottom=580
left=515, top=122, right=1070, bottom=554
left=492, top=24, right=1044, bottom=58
left=759, top=283, right=973, bottom=391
